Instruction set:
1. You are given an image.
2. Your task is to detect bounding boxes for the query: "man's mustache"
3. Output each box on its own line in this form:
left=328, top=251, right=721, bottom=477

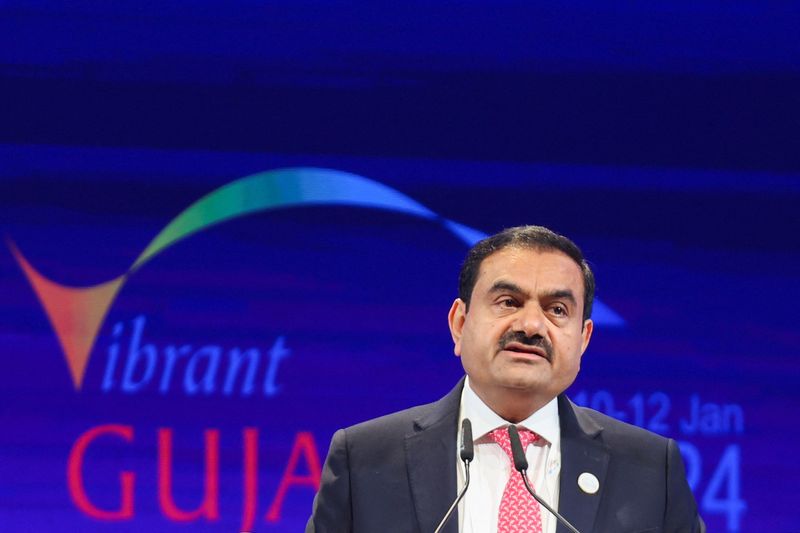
left=498, top=331, right=553, bottom=359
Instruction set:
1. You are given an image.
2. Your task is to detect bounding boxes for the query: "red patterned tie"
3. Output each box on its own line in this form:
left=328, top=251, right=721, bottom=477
left=488, top=427, right=543, bottom=533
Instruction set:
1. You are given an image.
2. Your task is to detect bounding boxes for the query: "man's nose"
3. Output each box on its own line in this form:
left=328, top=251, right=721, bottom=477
left=513, top=304, right=546, bottom=337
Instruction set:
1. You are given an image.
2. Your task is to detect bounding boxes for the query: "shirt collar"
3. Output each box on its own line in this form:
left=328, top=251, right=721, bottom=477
left=459, top=376, right=560, bottom=446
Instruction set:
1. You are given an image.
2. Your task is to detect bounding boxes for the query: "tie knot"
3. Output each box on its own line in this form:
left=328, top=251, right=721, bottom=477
left=488, top=426, right=539, bottom=460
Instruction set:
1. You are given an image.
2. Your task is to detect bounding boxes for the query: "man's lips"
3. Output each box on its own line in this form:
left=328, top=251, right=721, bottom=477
left=500, top=342, right=550, bottom=360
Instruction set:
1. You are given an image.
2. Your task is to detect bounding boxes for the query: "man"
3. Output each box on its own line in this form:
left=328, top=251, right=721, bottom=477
left=308, top=225, right=702, bottom=532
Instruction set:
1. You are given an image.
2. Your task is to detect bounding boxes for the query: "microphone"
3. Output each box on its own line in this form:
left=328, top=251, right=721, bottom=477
left=460, top=418, right=474, bottom=463
left=507, top=425, right=582, bottom=533
left=434, top=418, right=473, bottom=533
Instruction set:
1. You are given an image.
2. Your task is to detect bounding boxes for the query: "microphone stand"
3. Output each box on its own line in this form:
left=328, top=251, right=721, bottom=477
left=507, top=425, right=581, bottom=533
left=434, top=419, right=474, bottom=533
left=433, top=459, right=470, bottom=533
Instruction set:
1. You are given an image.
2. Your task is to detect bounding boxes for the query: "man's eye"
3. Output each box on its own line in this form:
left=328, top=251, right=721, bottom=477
left=551, top=305, right=567, bottom=316
left=499, top=298, right=519, bottom=308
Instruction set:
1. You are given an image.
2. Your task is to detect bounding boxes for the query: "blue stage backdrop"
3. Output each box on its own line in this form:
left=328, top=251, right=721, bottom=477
left=1, top=146, right=798, bottom=532
left=2, top=2, right=800, bottom=532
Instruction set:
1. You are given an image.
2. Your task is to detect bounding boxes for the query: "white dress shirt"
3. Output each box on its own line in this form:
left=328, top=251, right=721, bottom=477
left=456, top=377, right=561, bottom=533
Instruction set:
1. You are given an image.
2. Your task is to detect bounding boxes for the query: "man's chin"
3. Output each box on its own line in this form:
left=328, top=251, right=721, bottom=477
left=498, top=375, right=549, bottom=393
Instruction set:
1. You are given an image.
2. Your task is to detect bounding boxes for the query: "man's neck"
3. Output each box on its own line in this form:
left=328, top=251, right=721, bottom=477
left=471, top=384, right=552, bottom=424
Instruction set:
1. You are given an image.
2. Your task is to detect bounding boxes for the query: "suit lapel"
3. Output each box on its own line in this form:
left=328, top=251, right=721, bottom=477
left=405, top=379, right=463, bottom=533
left=556, top=395, right=609, bottom=533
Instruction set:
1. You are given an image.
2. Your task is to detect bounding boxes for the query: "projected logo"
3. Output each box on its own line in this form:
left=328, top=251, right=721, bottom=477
left=6, top=168, right=628, bottom=529
left=8, top=167, right=624, bottom=392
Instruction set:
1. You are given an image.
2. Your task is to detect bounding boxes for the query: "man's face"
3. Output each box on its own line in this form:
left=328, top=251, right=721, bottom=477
left=448, top=246, right=593, bottom=412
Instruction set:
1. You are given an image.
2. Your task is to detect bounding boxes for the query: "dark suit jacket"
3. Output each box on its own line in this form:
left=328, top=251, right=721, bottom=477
left=308, top=378, right=702, bottom=533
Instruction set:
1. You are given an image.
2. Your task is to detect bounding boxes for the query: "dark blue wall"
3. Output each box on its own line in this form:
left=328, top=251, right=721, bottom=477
left=1, top=3, right=798, bottom=531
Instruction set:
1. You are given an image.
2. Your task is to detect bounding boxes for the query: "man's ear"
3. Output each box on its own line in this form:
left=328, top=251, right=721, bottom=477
left=448, top=298, right=467, bottom=356
left=580, top=318, right=594, bottom=356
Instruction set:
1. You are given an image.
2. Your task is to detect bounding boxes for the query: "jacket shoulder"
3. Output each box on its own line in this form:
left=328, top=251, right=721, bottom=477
left=569, top=400, right=676, bottom=459
left=342, top=379, right=464, bottom=449
left=343, top=399, right=444, bottom=448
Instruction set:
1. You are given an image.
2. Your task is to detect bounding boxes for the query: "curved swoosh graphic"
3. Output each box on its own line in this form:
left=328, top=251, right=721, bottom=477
left=8, top=167, right=624, bottom=390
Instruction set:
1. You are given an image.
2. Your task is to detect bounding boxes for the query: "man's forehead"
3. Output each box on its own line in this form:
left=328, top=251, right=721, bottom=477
left=476, top=247, right=584, bottom=292
left=478, top=246, right=581, bottom=273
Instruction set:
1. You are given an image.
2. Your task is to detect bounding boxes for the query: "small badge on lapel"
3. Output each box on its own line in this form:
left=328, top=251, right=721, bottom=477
left=577, top=472, right=600, bottom=494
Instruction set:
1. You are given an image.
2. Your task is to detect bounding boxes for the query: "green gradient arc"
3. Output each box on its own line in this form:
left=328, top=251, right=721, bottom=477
left=132, top=167, right=437, bottom=271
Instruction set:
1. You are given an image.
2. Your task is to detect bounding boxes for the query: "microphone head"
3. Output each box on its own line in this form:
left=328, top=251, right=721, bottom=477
left=460, top=418, right=474, bottom=462
left=506, top=425, right=529, bottom=472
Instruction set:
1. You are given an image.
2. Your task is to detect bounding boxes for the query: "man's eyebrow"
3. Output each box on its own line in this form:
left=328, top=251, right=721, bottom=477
left=488, top=283, right=578, bottom=306
left=542, top=289, right=577, bottom=305
left=488, top=281, right=526, bottom=295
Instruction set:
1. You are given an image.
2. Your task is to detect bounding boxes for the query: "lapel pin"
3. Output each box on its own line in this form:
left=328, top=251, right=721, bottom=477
left=578, top=472, right=600, bottom=494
